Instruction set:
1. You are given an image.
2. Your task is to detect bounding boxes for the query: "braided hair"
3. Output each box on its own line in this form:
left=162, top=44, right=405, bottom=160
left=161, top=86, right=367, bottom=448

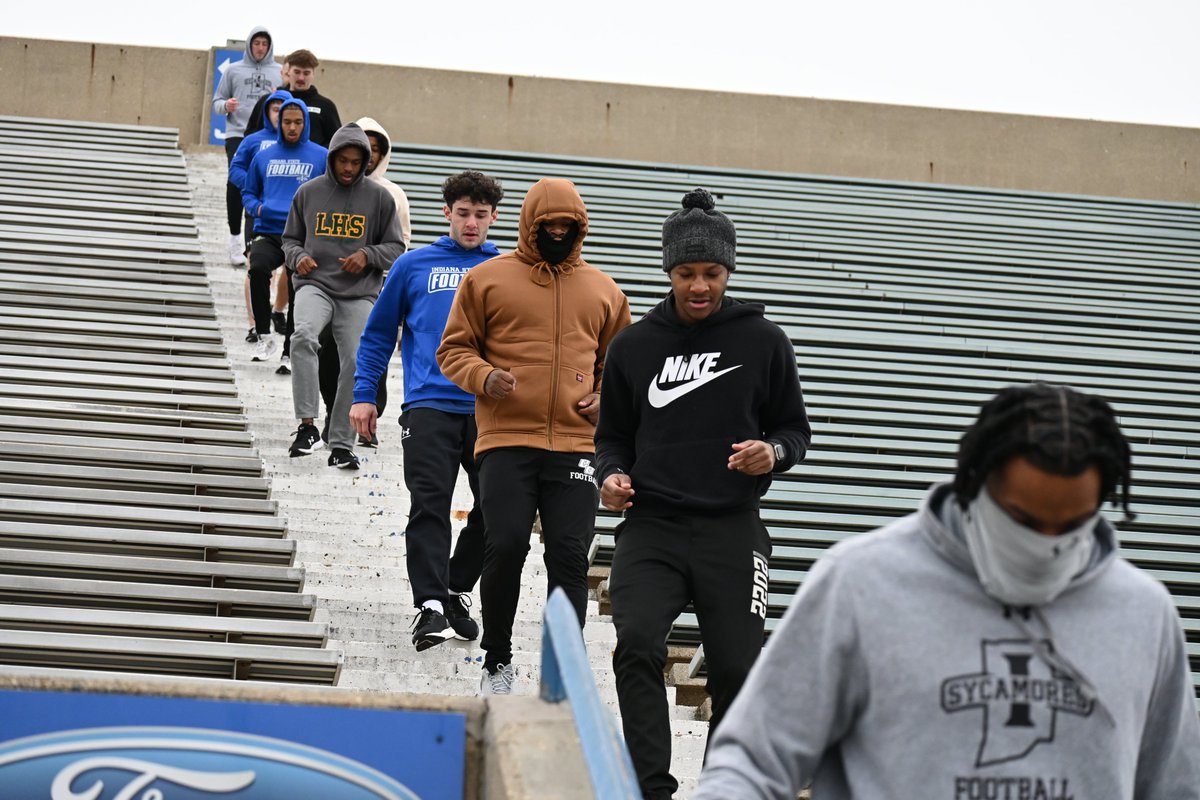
left=953, top=383, right=1135, bottom=521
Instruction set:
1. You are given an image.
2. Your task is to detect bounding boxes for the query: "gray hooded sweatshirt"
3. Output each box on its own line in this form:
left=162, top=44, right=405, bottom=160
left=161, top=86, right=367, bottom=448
left=282, top=123, right=405, bottom=300
left=694, top=482, right=1200, bottom=800
left=210, top=25, right=282, bottom=138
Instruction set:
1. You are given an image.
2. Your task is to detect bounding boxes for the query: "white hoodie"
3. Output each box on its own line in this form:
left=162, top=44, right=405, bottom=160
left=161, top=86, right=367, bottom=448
left=694, top=482, right=1200, bottom=799
left=356, top=117, right=411, bottom=248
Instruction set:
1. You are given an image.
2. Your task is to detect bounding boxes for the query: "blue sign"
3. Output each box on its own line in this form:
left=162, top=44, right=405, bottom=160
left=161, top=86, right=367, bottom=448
left=209, top=47, right=247, bottom=146
left=0, top=690, right=466, bottom=799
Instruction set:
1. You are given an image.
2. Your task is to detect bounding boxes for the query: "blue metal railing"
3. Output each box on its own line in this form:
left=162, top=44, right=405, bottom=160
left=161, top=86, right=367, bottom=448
left=540, top=588, right=641, bottom=798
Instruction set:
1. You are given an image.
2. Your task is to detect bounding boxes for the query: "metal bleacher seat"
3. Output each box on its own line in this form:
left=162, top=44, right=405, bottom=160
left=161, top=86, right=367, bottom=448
left=383, top=143, right=1200, bottom=699
left=0, top=116, right=339, bottom=684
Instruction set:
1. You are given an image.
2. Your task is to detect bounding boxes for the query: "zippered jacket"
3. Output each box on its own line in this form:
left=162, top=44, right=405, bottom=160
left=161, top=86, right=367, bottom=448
left=437, top=178, right=631, bottom=456
left=595, top=294, right=811, bottom=516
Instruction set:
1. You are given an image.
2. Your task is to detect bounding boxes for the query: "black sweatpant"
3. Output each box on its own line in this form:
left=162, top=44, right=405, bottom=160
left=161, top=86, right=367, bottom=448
left=223, top=136, right=244, bottom=236
left=609, top=509, right=772, bottom=800
left=320, top=328, right=386, bottom=417
left=399, top=408, right=485, bottom=607
left=248, top=233, right=284, bottom=335
left=477, top=447, right=598, bottom=671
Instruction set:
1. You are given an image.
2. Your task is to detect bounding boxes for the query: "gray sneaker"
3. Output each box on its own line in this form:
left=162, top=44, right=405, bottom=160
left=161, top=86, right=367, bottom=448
left=480, top=664, right=515, bottom=696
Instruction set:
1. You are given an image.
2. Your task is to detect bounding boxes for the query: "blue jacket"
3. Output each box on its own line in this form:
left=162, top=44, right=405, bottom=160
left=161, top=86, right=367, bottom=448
left=241, top=97, right=326, bottom=235
left=354, top=235, right=501, bottom=411
left=228, top=89, right=292, bottom=190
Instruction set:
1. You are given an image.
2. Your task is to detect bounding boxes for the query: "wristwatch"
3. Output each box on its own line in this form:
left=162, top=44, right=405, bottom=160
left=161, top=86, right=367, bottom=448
left=767, top=440, right=785, bottom=464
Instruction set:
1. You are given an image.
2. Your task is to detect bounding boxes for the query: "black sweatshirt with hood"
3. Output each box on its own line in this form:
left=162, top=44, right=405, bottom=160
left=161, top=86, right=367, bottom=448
left=595, top=294, right=811, bottom=517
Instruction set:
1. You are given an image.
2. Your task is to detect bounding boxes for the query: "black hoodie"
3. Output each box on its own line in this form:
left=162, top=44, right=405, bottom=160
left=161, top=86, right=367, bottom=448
left=595, top=294, right=811, bottom=517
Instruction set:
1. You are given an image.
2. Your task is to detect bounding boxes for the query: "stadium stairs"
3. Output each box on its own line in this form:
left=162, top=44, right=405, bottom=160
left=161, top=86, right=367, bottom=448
left=2, top=115, right=1197, bottom=798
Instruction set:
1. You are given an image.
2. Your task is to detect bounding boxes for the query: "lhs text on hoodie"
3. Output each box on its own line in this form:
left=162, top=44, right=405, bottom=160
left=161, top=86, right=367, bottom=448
left=282, top=123, right=405, bottom=301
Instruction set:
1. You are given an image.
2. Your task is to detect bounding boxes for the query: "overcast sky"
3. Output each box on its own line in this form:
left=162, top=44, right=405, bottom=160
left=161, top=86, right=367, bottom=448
left=7, top=0, right=1197, bottom=128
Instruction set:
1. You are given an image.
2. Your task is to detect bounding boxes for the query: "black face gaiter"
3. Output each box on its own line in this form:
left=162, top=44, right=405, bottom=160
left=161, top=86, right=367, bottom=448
left=536, top=223, right=578, bottom=265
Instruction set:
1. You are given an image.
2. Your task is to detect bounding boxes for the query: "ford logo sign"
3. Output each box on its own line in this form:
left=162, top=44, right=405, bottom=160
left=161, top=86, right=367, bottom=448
left=0, top=727, right=423, bottom=799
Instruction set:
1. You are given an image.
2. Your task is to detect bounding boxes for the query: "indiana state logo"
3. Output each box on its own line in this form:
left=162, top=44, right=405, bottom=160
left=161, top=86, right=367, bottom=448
left=940, top=639, right=1094, bottom=767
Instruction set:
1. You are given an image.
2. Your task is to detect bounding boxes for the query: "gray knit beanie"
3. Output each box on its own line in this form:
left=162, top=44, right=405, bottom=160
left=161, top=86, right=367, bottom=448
left=661, top=188, right=736, bottom=272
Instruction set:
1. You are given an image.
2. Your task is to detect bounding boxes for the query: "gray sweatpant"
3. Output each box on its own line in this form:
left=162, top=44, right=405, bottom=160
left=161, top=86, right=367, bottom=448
left=292, top=284, right=375, bottom=450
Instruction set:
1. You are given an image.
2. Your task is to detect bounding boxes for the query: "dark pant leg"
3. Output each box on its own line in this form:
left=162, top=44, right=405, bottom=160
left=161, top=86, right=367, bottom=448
left=247, top=234, right=283, bottom=334
left=283, top=269, right=295, bottom=357
left=318, top=326, right=338, bottom=416
left=447, top=415, right=485, bottom=594
left=375, top=377, right=388, bottom=417
left=609, top=517, right=692, bottom=800
left=477, top=448, right=540, bottom=671
left=223, top=136, right=244, bottom=235
left=536, top=452, right=599, bottom=626
left=688, top=509, right=772, bottom=744
left=399, top=408, right=465, bottom=608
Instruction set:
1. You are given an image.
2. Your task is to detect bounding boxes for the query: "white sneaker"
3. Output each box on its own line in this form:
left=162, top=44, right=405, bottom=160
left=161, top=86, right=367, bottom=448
left=229, top=233, right=246, bottom=266
left=251, top=335, right=277, bottom=362
left=479, top=664, right=515, bottom=696
left=275, top=354, right=291, bottom=375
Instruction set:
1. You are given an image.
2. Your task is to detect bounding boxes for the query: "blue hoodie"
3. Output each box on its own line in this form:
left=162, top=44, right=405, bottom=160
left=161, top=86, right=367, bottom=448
left=241, top=97, right=327, bottom=235
left=228, top=89, right=292, bottom=190
left=354, top=235, right=501, bottom=411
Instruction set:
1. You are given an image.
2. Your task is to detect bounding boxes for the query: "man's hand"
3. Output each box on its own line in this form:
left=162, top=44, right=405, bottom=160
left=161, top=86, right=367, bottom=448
left=484, top=369, right=517, bottom=400
left=296, top=255, right=318, bottom=276
left=728, top=440, right=776, bottom=476
left=577, top=392, right=600, bottom=425
left=225, top=98, right=239, bottom=113
left=339, top=250, right=368, bottom=274
left=601, top=472, right=635, bottom=511
left=350, top=402, right=378, bottom=439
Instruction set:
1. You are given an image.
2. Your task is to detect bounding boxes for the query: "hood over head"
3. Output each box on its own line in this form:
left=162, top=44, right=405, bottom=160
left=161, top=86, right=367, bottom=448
left=355, top=117, right=393, bottom=177
left=275, top=97, right=312, bottom=146
left=516, top=178, right=588, bottom=280
left=325, top=123, right=371, bottom=186
left=259, top=89, right=293, bottom=135
left=243, top=25, right=275, bottom=65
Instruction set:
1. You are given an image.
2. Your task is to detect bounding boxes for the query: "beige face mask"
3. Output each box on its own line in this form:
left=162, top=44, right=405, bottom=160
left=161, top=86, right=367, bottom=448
left=963, top=487, right=1099, bottom=607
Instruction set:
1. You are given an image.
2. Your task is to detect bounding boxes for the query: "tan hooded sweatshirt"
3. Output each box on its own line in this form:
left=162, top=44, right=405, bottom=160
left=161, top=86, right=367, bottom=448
left=355, top=116, right=411, bottom=248
left=437, top=178, right=631, bottom=456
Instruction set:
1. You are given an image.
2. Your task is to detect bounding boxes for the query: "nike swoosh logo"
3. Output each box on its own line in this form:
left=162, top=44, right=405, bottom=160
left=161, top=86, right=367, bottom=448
left=648, top=365, right=742, bottom=408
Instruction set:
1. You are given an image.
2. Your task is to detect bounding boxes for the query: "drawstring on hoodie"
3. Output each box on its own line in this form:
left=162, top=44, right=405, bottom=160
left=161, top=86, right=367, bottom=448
left=1003, top=604, right=1116, bottom=728
left=528, top=260, right=576, bottom=286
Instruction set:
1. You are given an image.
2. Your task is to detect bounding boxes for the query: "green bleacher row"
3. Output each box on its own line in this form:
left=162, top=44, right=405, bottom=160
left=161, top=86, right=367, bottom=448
left=383, top=143, right=1200, bottom=693
left=0, top=117, right=340, bottom=684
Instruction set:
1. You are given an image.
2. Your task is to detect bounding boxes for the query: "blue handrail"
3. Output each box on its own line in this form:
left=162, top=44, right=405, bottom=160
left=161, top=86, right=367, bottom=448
left=540, top=588, right=641, bottom=799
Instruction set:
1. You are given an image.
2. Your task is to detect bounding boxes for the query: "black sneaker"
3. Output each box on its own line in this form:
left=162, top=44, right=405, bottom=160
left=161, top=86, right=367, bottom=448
left=271, top=311, right=287, bottom=335
left=327, top=447, right=360, bottom=470
left=288, top=423, right=323, bottom=457
left=446, top=594, right=479, bottom=641
left=411, top=607, right=455, bottom=652
left=357, top=433, right=379, bottom=449
left=245, top=328, right=259, bottom=343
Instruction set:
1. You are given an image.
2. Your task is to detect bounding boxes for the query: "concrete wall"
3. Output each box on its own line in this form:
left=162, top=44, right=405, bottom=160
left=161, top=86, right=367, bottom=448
left=3, top=35, right=1197, bottom=203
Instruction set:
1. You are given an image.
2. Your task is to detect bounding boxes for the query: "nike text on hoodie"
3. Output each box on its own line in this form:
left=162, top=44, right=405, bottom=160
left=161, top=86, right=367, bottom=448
left=595, top=295, right=811, bottom=516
